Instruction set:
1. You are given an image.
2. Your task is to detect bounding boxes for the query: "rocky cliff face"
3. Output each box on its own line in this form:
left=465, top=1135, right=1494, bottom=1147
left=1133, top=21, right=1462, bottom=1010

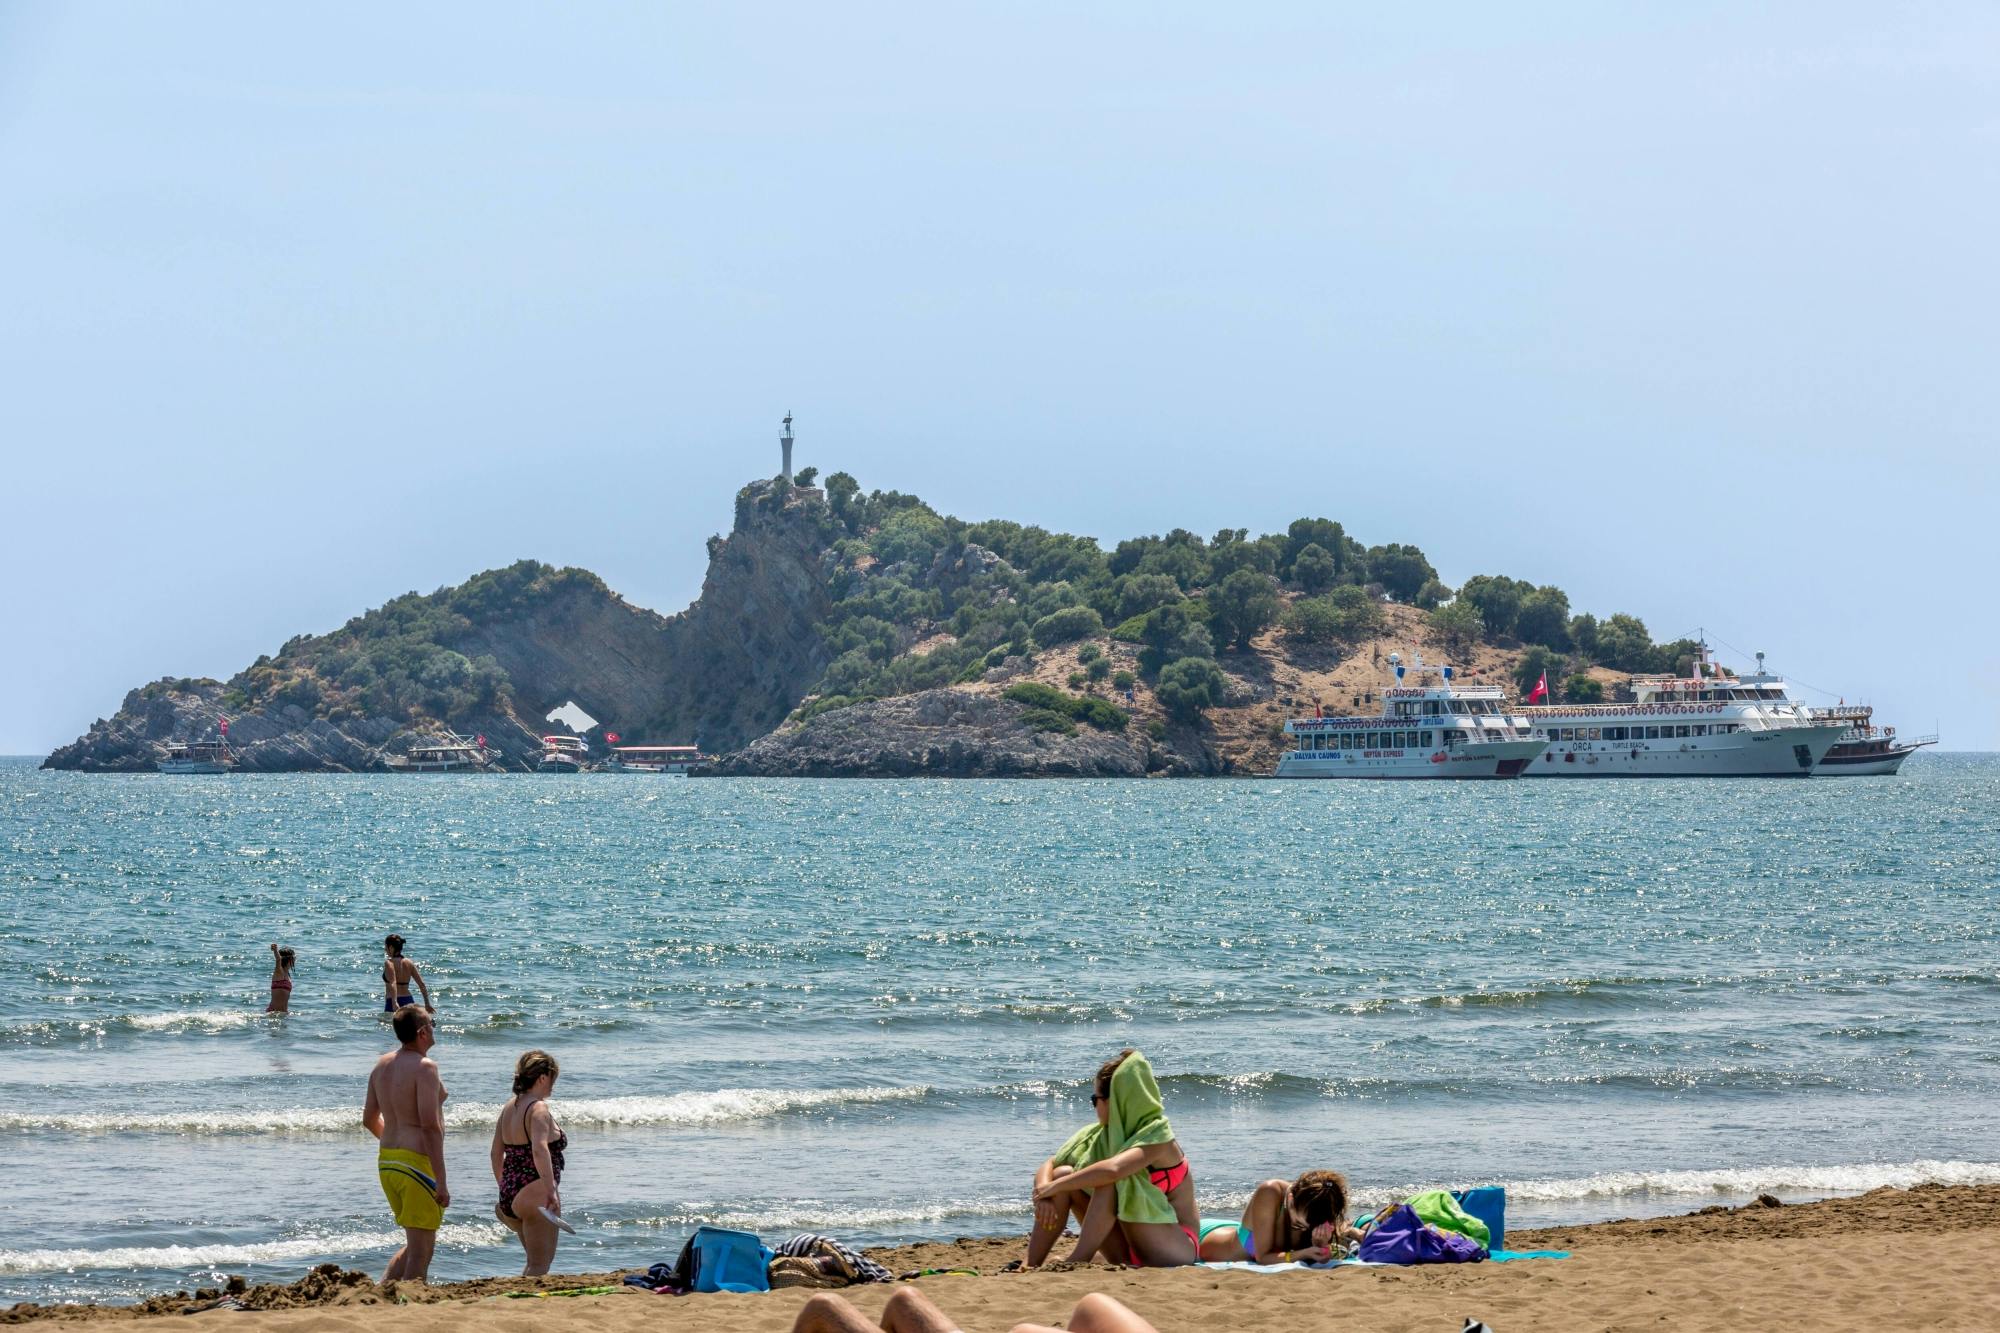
left=716, top=689, right=1151, bottom=778
left=44, top=481, right=840, bottom=772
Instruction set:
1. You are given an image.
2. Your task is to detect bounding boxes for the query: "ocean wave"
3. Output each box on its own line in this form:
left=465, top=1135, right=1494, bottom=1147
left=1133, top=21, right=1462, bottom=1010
left=0, top=1223, right=508, bottom=1275
left=0, top=1086, right=930, bottom=1135
left=610, top=1199, right=1019, bottom=1233
left=1486, top=1159, right=2000, bottom=1203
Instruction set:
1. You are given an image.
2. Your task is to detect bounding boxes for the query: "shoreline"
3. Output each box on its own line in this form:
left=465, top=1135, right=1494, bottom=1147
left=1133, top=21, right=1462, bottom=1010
left=8, top=1184, right=1997, bottom=1328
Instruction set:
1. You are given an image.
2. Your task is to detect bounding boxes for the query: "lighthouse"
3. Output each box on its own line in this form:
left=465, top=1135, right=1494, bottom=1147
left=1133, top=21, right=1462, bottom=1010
left=780, top=412, right=795, bottom=481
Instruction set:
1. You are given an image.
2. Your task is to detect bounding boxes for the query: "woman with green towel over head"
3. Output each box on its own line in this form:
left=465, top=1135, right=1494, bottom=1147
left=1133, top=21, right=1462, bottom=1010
left=1026, top=1049, right=1200, bottom=1268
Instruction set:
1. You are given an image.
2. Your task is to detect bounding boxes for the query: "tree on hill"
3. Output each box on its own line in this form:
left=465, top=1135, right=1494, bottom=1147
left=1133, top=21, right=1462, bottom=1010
left=1568, top=612, right=1599, bottom=659
left=1562, top=673, right=1604, bottom=703
left=1594, top=614, right=1654, bottom=672
left=794, top=466, right=819, bottom=487
left=1513, top=645, right=1562, bottom=699
left=1282, top=518, right=1359, bottom=583
left=1365, top=543, right=1437, bottom=603
left=1428, top=599, right=1483, bottom=657
left=1292, top=542, right=1337, bottom=594
left=1515, top=586, right=1572, bottom=651
left=1457, top=575, right=1529, bottom=640
left=1282, top=585, right=1383, bottom=646
left=1114, top=572, right=1185, bottom=622
left=825, top=471, right=861, bottom=528
left=1031, top=605, right=1103, bottom=647
left=1207, top=569, right=1280, bottom=650
left=1157, top=656, right=1227, bottom=722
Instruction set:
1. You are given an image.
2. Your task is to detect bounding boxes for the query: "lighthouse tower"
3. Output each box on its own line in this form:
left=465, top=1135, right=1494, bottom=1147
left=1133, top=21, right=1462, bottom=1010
left=780, top=412, right=795, bottom=481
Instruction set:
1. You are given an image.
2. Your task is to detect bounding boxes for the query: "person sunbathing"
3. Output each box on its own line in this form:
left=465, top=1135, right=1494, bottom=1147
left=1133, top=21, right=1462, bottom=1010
left=792, top=1287, right=1160, bottom=1333
left=1028, top=1049, right=1200, bottom=1268
left=1195, top=1168, right=1362, bottom=1265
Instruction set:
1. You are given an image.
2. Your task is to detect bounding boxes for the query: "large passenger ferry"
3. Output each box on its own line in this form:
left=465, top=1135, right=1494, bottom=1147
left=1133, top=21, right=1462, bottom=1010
left=534, top=734, right=590, bottom=773
left=1276, top=653, right=1547, bottom=779
left=1521, top=647, right=1847, bottom=777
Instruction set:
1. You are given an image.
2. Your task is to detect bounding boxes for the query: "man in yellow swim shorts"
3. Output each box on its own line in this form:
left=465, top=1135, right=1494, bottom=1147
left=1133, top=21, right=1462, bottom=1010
left=364, top=1004, right=450, bottom=1282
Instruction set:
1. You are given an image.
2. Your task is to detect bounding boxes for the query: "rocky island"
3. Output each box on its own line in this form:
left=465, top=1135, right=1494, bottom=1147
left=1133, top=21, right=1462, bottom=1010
left=47, top=469, right=1676, bottom=776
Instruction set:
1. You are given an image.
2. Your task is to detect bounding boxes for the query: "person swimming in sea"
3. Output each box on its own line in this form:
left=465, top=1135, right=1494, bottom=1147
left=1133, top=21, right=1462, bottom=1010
left=490, top=1049, right=570, bottom=1275
left=1026, top=1049, right=1200, bottom=1268
left=1195, top=1168, right=1361, bottom=1264
left=382, top=933, right=433, bottom=1014
left=265, top=943, right=295, bottom=1013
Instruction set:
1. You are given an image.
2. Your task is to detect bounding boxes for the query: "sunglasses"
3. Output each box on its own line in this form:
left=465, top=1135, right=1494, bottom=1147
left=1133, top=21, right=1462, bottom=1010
left=1090, top=1093, right=1105, bottom=1105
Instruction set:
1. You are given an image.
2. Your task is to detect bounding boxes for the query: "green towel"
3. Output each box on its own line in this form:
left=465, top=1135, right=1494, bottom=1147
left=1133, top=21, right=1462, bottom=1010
left=1405, top=1190, right=1490, bottom=1248
left=1049, top=1051, right=1179, bottom=1225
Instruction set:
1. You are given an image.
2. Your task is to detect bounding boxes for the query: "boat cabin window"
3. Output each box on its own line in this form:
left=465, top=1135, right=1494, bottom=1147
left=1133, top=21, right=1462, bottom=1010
left=1692, top=725, right=1708, bottom=736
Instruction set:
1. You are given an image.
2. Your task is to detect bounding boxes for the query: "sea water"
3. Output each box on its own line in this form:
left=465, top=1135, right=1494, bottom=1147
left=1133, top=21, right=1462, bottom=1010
left=2, top=754, right=1997, bottom=1304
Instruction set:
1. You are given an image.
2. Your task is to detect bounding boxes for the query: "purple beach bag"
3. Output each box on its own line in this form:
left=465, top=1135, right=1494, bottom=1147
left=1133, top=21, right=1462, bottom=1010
left=1356, top=1204, right=1488, bottom=1265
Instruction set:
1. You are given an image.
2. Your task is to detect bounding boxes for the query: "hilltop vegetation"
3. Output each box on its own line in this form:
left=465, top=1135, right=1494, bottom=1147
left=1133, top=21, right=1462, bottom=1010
left=768, top=469, right=1693, bottom=725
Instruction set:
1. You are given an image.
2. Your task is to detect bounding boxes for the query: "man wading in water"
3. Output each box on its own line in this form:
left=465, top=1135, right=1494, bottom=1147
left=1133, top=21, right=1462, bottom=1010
left=363, top=1005, right=450, bottom=1283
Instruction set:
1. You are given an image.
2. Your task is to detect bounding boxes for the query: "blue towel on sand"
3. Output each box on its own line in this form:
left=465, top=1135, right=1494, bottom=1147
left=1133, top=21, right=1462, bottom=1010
left=1196, top=1250, right=1568, bottom=1274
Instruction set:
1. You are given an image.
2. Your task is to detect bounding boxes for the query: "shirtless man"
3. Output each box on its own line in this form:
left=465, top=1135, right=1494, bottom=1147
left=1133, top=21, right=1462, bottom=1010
left=382, top=934, right=433, bottom=1014
left=363, top=1004, right=450, bottom=1283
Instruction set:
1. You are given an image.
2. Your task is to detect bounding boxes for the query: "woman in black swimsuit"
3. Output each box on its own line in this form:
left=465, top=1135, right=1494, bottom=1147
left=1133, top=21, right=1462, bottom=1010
left=490, top=1049, right=568, bottom=1275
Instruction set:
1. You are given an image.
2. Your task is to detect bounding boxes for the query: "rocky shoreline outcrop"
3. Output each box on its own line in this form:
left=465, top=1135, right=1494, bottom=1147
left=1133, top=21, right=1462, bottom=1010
left=715, top=690, right=1151, bottom=777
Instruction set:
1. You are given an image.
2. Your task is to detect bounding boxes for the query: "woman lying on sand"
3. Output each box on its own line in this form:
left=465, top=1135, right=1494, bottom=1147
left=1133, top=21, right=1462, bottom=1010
left=1196, top=1168, right=1361, bottom=1265
left=1026, top=1049, right=1200, bottom=1268
left=794, top=1288, right=1158, bottom=1333
left=491, top=1049, right=570, bottom=1275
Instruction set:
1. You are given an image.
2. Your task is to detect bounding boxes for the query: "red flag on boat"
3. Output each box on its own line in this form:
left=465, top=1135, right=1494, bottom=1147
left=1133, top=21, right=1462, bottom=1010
left=604, top=731, right=621, bottom=744
left=1526, top=672, right=1548, bottom=704
left=219, top=716, right=229, bottom=735
left=476, top=734, right=486, bottom=749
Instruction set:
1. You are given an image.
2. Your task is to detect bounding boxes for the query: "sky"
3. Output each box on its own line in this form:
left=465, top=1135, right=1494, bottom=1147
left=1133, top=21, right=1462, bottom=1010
left=2, top=3, right=1996, bottom=753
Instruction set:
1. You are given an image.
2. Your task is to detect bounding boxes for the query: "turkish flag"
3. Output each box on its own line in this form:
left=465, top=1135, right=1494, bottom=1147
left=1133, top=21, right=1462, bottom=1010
left=219, top=717, right=229, bottom=735
left=604, top=731, right=621, bottom=744
left=1526, top=672, right=1548, bottom=704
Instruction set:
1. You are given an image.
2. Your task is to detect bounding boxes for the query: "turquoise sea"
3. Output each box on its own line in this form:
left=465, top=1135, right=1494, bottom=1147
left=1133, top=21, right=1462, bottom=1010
left=3, top=754, right=1998, bottom=1305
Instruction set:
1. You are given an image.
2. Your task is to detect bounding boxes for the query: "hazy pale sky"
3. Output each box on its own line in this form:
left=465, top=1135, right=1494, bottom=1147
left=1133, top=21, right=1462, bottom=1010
left=3, top=3, right=1995, bottom=753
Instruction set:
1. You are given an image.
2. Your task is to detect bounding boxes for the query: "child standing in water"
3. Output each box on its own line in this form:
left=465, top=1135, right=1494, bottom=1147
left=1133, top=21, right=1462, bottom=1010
left=266, top=943, right=296, bottom=1013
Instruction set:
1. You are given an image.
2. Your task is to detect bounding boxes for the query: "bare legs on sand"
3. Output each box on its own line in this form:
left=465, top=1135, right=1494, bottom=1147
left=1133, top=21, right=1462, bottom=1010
left=792, top=1289, right=1160, bottom=1333
left=495, top=1173, right=562, bottom=1275
left=379, top=1226, right=436, bottom=1284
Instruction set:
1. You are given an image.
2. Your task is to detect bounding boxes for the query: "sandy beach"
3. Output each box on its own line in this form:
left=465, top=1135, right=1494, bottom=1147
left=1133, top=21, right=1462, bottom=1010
left=8, top=1184, right=1994, bottom=1332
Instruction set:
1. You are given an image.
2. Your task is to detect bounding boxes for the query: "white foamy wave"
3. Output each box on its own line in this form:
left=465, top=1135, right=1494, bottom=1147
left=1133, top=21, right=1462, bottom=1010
left=123, top=1010, right=267, bottom=1033
left=0, top=1223, right=507, bottom=1275
left=1489, top=1159, right=2000, bottom=1203
left=611, top=1199, right=1017, bottom=1233
left=0, top=1086, right=930, bottom=1135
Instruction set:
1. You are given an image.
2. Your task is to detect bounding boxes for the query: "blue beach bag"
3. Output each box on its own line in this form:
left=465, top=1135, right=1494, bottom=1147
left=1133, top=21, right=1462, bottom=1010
left=1453, top=1186, right=1506, bottom=1254
left=684, top=1225, right=774, bottom=1293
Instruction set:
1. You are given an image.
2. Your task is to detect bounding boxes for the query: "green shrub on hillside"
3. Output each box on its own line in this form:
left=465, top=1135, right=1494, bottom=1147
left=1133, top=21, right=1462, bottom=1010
left=1002, top=681, right=1128, bottom=731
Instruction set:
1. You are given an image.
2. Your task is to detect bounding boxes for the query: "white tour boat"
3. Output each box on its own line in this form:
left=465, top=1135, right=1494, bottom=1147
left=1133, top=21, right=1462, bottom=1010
left=388, top=734, right=496, bottom=773
left=1521, top=646, right=1847, bottom=777
left=603, top=744, right=706, bottom=775
left=534, top=734, right=590, bottom=773
left=1275, top=652, right=1547, bottom=779
left=156, top=739, right=234, bottom=775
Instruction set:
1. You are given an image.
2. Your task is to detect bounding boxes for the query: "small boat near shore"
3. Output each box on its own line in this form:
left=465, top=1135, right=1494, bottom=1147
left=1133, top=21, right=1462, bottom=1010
left=156, top=739, right=234, bottom=774
left=1276, top=652, right=1547, bottom=779
left=387, top=733, right=497, bottom=773
left=602, top=744, right=707, bottom=775
left=534, top=734, right=590, bottom=773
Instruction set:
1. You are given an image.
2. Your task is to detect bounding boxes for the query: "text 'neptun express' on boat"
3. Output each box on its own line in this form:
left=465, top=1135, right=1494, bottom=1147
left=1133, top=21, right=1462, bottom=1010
left=1276, top=652, right=1547, bottom=779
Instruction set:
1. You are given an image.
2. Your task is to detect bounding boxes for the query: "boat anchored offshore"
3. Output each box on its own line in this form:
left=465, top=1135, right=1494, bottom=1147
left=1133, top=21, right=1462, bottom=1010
left=603, top=745, right=706, bottom=775
left=156, top=738, right=234, bottom=774
left=1275, top=652, right=1547, bottom=779
left=1806, top=704, right=1937, bottom=776
left=534, top=734, right=590, bottom=773
left=388, top=733, right=497, bottom=773
left=1521, top=645, right=1847, bottom=777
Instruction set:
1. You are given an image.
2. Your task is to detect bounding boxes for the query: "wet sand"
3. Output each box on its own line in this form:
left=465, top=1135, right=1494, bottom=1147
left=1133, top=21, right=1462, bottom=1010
left=8, top=1184, right=1996, bottom=1331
